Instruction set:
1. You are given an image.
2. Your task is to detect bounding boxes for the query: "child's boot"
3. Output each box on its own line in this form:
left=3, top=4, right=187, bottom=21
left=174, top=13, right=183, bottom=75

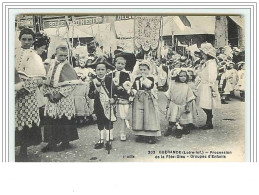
left=175, top=123, right=183, bottom=138
left=105, top=141, right=112, bottom=150
left=164, top=127, right=172, bottom=137
left=147, top=136, right=156, bottom=144
left=221, top=99, right=228, bottom=104
left=175, top=129, right=182, bottom=138
left=182, top=125, right=190, bottom=135
left=201, top=117, right=213, bottom=130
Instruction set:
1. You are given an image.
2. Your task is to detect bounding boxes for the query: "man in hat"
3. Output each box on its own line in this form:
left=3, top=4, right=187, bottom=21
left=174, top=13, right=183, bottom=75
left=88, top=56, right=117, bottom=150
left=232, top=48, right=242, bottom=65
left=41, top=45, right=80, bottom=152
left=107, top=52, right=133, bottom=141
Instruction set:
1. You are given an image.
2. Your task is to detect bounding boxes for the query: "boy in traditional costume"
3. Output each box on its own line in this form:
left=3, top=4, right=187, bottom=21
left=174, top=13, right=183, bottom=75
left=88, top=57, right=116, bottom=150
left=42, top=45, right=80, bottom=152
left=108, top=52, right=135, bottom=141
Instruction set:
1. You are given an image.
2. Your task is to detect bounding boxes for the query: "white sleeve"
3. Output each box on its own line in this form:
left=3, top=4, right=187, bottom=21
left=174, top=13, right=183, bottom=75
left=208, top=60, right=218, bottom=86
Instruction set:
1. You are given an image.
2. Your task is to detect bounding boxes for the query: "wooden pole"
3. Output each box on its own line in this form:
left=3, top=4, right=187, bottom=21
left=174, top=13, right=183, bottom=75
left=133, top=16, right=136, bottom=55
left=159, top=16, right=163, bottom=61
left=175, top=37, right=177, bottom=52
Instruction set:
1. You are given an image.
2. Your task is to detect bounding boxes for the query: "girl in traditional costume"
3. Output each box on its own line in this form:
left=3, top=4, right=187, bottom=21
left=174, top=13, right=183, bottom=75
left=88, top=57, right=116, bottom=150
left=73, top=56, right=92, bottom=124
left=42, top=45, right=80, bottom=152
left=164, top=69, right=195, bottom=138
left=131, top=60, right=161, bottom=144
left=15, top=28, right=46, bottom=159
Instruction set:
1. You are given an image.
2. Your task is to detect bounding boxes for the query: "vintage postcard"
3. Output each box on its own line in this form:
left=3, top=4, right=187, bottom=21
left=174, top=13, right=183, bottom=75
left=1, top=2, right=258, bottom=195
left=13, top=12, right=246, bottom=162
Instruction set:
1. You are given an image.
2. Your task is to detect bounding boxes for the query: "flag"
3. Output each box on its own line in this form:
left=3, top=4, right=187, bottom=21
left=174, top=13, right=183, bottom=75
left=64, top=16, right=70, bottom=30
left=178, top=16, right=191, bottom=27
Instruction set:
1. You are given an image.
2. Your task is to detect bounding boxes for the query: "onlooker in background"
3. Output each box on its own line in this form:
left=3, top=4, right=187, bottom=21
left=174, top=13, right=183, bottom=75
left=236, top=62, right=245, bottom=102
left=225, top=61, right=239, bottom=101
left=217, top=62, right=228, bottom=104
left=232, top=48, right=242, bottom=65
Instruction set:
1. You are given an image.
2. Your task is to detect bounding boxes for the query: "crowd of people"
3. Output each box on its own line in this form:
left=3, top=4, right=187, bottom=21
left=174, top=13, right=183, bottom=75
left=15, top=28, right=246, bottom=160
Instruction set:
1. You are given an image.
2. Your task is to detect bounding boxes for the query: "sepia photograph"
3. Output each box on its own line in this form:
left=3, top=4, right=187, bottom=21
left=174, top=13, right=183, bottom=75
left=14, top=13, right=246, bottom=162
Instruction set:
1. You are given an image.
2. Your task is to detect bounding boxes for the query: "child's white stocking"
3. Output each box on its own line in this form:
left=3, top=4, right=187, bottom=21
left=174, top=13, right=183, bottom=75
left=106, top=129, right=113, bottom=141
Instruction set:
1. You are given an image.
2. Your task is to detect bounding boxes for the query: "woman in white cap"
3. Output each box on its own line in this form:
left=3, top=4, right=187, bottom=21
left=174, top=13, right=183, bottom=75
left=196, top=43, right=221, bottom=129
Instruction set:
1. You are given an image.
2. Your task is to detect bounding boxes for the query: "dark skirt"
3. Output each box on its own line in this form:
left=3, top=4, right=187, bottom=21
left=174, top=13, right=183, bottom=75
left=43, top=116, right=79, bottom=143
left=15, top=124, right=42, bottom=147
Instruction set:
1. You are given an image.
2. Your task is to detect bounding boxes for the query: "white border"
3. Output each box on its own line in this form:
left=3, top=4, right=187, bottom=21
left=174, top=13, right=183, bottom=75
left=1, top=1, right=258, bottom=194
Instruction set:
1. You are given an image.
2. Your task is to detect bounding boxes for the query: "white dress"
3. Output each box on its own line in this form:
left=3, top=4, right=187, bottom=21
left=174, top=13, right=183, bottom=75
left=197, top=59, right=221, bottom=109
left=225, top=68, right=239, bottom=92
left=236, top=69, right=245, bottom=91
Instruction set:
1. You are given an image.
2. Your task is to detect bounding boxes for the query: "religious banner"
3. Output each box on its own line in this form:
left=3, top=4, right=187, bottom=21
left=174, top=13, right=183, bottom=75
left=134, top=16, right=162, bottom=51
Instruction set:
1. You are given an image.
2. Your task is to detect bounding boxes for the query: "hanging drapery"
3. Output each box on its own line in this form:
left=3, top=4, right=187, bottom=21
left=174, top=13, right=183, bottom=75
left=134, top=16, right=162, bottom=51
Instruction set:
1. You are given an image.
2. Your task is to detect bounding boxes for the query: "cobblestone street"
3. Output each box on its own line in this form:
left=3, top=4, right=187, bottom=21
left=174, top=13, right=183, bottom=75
left=15, top=92, right=245, bottom=162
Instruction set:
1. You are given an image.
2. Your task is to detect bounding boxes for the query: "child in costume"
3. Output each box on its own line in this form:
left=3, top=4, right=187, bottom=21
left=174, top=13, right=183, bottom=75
left=131, top=60, right=161, bottom=144
left=42, top=45, right=80, bottom=152
left=108, top=52, right=133, bottom=141
left=225, top=61, right=238, bottom=101
left=74, top=56, right=88, bottom=82
left=73, top=56, right=93, bottom=124
left=88, top=57, right=116, bottom=150
left=74, top=56, right=96, bottom=82
left=15, top=28, right=46, bottom=158
left=217, top=62, right=228, bottom=104
left=164, top=69, right=195, bottom=138
left=236, top=62, right=245, bottom=101
left=85, top=56, right=97, bottom=122
left=72, top=82, right=91, bottom=124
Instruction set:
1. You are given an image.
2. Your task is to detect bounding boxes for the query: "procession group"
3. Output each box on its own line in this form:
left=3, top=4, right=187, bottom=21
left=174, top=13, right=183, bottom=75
left=15, top=28, right=246, bottom=159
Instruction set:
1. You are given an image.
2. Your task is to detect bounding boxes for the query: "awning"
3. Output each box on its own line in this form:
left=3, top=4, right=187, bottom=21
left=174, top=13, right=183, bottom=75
left=228, top=16, right=245, bottom=29
left=163, top=16, right=216, bottom=36
left=68, top=26, right=93, bottom=38
left=44, top=23, right=111, bottom=39
left=114, top=20, right=134, bottom=39
left=44, top=27, right=67, bottom=37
